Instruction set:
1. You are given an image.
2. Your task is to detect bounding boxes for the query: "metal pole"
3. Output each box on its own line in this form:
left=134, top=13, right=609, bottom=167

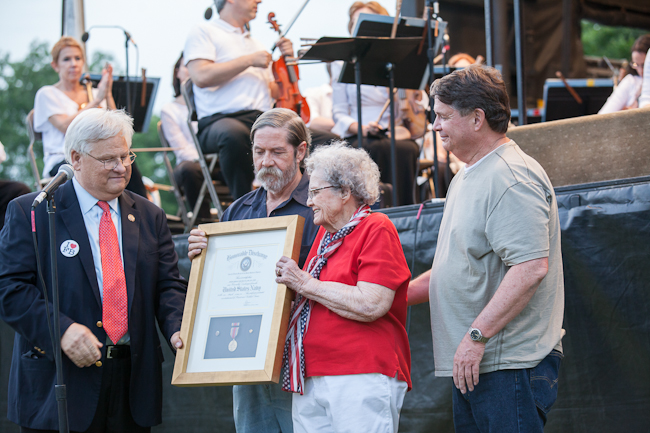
left=61, top=0, right=85, bottom=40
left=425, top=0, right=440, bottom=197
left=562, top=0, right=572, bottom=77
left=354, top=58, right=363, bottom=148
left=387, top=63, right=398, bottom=207
left=125, top=35, right=131, bottom=115
left=484, top=0, right=493, bottom=66
left=514, top=0, right=527, bottom=125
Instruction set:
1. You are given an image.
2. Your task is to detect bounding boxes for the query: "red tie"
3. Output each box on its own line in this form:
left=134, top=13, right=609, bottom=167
left=97, top=201, right=128, bottom=344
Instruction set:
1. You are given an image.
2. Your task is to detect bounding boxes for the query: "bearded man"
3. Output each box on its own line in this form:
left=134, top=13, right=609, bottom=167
left=187, top=108, right=318, bottom=433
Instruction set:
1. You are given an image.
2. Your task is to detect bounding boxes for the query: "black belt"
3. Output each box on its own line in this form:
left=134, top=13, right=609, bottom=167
left=106, top=345, right=131, bottom=359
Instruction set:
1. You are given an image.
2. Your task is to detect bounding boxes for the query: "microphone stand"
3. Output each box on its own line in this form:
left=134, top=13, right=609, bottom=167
left=47, top=197, right=69, bottom=433
left=124, top=32, right=132, bottom=115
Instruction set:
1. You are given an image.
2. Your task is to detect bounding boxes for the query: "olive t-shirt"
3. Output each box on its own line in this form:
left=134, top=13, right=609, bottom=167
left=429, top=140, right=564, bottom=376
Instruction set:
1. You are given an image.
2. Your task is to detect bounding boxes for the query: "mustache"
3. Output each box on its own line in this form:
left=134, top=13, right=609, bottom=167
left=256, top=166, right=283, bottom=179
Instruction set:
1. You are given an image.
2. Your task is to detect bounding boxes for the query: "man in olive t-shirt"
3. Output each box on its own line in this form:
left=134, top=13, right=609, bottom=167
left=408, top=65, right=564, bottom=433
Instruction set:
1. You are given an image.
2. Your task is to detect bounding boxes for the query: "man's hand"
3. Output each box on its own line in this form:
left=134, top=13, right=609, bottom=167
left=61, top=323, right=103, bottom=368
left=170, top=331, right=183, bottom=350
left=276, top=37, right=294, bottom=58
left=248, top=50, right=272, bottom=69
left=187, top=229, right=208, bottom=260
left=453, top=332, right=485, bottom=394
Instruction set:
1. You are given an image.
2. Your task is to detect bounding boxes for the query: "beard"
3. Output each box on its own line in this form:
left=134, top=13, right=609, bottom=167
left=255, top=161, right=298, bottom=194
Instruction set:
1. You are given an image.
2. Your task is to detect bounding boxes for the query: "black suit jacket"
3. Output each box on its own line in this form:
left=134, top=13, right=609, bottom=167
left=0, top=181, right=187, bottom=431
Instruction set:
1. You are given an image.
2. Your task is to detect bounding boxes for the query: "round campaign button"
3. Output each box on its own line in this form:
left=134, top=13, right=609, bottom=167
left=60, top=240, right=80, bottom=258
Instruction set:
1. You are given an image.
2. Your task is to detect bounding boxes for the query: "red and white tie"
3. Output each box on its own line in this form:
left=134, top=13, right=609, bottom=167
left=97, top=201, right=128, bottom=344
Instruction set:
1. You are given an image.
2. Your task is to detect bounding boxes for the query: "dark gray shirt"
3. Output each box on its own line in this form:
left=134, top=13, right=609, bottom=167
left=221, top=172, right=318, bottom=268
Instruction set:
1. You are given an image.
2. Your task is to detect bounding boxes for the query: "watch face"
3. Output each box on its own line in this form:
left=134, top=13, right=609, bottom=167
left=470, top=329, right=480, bottom=341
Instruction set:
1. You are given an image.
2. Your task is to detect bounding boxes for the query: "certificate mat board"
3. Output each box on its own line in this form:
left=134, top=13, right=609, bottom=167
left=172, top=215, right=304, bottom=386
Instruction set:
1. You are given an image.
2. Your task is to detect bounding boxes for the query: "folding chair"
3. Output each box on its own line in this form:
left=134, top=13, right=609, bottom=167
left=157, top=120, right=192, bottom=231
left=181, top=78, right=228, bottom=225
left=26, top=110, right=49, bottom=191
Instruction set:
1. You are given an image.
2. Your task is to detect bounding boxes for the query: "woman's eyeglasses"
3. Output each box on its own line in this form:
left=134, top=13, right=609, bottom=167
left=308, top=185, right=338, bottom=199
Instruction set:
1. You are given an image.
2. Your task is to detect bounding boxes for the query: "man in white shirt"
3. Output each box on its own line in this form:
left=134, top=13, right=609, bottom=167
left=184, top=0, right=336, bottom=200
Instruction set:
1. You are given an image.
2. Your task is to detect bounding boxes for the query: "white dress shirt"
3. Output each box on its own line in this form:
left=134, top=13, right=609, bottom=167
left=183, top=17, right=273, bottom=119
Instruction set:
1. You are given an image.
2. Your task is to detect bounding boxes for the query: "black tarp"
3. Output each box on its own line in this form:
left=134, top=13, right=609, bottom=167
left=1, top=175, right=649, bottom=432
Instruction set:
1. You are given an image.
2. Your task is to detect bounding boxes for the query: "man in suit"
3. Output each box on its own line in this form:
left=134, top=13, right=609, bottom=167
left=187, top=108, right=319, bottom=433
left=0, top=108, right=187, bottom=432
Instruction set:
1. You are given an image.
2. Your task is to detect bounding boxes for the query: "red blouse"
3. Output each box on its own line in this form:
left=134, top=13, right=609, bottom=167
left=302, top=212, right=412, bottom=389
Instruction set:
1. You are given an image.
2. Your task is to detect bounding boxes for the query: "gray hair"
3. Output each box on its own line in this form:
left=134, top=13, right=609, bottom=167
left=64, top=109, right=134, bottom=163
left=305, top=141, right=380, bottom=205
left=251, top=108, right=311, bottom=167
left=215, top=0, right=227, bottom=13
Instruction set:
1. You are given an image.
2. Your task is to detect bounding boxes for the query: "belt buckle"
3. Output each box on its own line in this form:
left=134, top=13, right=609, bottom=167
left=106, top=346, right=116, bottom=359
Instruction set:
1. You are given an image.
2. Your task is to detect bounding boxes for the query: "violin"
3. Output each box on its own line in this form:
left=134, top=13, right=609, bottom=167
left=267, top=12, right=310, bottom=124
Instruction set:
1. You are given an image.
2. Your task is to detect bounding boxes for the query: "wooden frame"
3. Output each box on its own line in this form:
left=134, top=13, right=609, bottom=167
left=172, top=215, right=304, bottom=386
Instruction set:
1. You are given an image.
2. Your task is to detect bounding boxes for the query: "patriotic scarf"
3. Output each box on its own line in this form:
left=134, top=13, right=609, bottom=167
left=281, top=204, right=372, bottom=394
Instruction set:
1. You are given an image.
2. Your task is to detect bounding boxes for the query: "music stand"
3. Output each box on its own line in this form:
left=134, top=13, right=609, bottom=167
left=302, top=36, right=421, bottom=205
left=542, top=78, right=613, bottom=122
left=87, top=74, right=159, bottom=133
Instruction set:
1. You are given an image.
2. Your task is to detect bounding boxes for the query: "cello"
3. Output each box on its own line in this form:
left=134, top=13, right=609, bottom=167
left=267, top=12, right=311, bottom=124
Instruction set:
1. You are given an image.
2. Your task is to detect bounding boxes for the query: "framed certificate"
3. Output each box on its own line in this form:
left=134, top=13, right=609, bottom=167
left=172, top=215, right=304, bottom=386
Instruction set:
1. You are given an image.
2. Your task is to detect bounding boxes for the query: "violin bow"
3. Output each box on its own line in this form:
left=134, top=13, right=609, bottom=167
left=270, top=0, right=312, bottom=53
left=391, top=0, right=403, bottom=39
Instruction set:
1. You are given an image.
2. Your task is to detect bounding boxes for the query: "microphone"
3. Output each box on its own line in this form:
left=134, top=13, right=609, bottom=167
left=205, top=6, right=213, bottom=20
left=81, top=26, right=137, bottom=46
left=32, top=165, right=75, bottom=208
left=124, top=31, right=137, bottom=47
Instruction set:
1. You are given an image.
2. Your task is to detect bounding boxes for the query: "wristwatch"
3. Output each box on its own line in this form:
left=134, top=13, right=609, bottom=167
left=469, top=327, right=489, bottom=344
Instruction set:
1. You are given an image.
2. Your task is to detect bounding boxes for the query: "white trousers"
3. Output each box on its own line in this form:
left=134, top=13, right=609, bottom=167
left=292, top=373, right=408, bottom=433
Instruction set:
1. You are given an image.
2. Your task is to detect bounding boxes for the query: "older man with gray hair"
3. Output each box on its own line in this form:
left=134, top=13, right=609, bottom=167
left=0, top=108, right=186, bottom=432
left=188, top=108, right=320, bottom=433
left=408, top=65, right=565, bottom=432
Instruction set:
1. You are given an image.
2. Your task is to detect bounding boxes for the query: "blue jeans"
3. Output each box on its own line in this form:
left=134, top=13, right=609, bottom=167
left=452, top=350, right=563, bottom=433
left=233, top=383, right=293, bottom=433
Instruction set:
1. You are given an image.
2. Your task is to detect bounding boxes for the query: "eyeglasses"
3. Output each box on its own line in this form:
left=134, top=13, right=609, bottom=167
left=85, top=151, right=137, bottom=170
left=308, top=185, right=338, bottom=199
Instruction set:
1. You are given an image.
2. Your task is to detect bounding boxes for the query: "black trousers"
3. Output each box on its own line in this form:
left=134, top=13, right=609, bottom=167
left=173, top=160, right=211, bottom=220
left=0, top=180, right=31, bottom=231
left=199, top=110, right=339, bottom=200
left=20, top=354, right=150, bottom=433
left=346, top=136, right=419, bottom=206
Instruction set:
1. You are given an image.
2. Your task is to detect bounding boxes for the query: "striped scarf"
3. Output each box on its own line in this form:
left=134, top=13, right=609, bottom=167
left=281, top=204, right=371, bottom=394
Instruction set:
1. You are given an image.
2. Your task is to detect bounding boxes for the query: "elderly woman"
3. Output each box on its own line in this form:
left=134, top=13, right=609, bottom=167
left=275, top=141, right=411, bottom=433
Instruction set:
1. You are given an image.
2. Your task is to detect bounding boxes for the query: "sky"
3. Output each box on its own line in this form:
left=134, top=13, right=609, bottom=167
left=0, top=0, right=398, bottom=117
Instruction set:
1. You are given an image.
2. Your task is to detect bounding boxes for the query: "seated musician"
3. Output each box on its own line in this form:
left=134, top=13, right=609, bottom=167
left=183, top=0, right=337, bottom=201
left=160, top=54, right=212, bottom=221
left=331, top=1, right=420, bottom=206
left=303, top=63, right=336, bottom=134
left=641, top=45, right=650, bottom=108
left=34, top=36, right=147, bottom=198
left=599, top=34, right=649, bottom=114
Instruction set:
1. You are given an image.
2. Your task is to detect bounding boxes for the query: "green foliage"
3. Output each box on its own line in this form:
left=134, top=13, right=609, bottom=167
left=132, top=115, right=179, bottom=216
left=0, top=41, right=177, bottom=215
left=88, top=51, right=120, bottom=75
left=581, top=20, right=647, bottom=60
left=0, top=41, right=58, bottom=184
